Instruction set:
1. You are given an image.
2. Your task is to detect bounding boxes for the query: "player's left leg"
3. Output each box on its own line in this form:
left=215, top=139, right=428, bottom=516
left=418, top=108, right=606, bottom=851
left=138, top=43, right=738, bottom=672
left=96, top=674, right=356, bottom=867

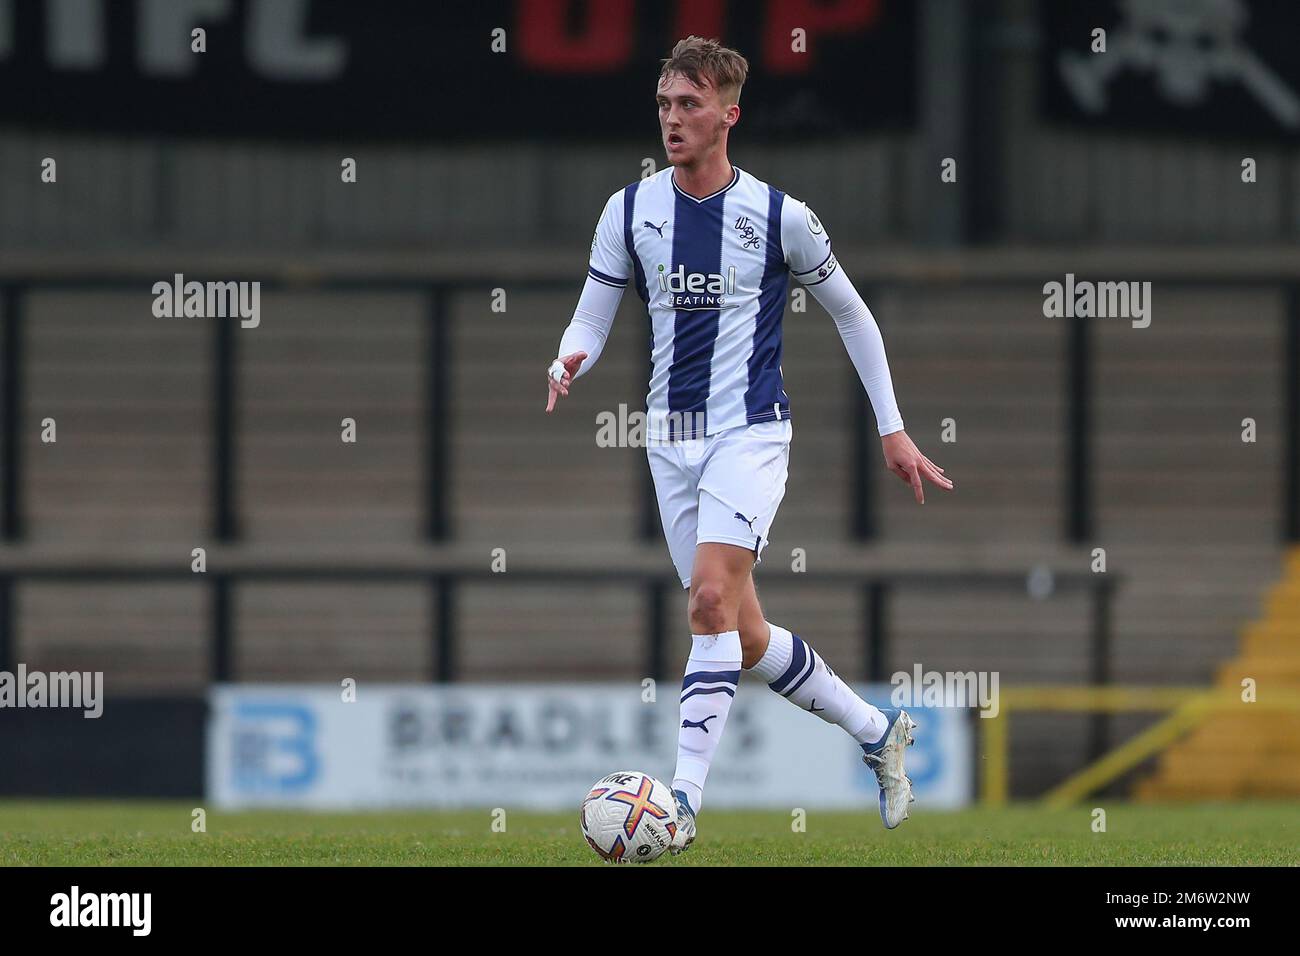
left=738, top=577, right=885, bottom=744
left=738, top=579, right=916, bottom=828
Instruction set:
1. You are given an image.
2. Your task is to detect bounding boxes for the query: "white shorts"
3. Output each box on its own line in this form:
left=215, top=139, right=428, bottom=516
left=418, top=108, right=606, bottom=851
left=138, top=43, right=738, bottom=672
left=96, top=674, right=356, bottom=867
left=647, top=419, right=792, bottom=589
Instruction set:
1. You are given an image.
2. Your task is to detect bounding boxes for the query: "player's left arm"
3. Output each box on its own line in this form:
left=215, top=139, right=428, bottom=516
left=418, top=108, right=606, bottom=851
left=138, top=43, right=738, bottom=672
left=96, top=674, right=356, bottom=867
left=806, top=267, right=951, bottom=503
left=783, top=198, right=953, bottom=504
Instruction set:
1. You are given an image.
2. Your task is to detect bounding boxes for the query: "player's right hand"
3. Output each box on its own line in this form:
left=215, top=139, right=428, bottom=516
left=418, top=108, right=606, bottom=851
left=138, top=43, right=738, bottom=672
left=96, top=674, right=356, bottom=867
left=544, top=351, right=588, bottom=413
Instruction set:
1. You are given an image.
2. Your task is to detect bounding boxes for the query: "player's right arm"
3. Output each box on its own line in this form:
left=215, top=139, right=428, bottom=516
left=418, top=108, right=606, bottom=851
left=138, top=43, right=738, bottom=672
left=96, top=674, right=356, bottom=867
left=546, top=190, right=631, bottom=412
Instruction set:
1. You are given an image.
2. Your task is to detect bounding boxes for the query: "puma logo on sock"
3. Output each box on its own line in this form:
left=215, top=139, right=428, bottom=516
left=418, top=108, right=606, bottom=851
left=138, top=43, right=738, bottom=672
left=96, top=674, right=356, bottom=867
left=682, top=715, right=718, bottom=733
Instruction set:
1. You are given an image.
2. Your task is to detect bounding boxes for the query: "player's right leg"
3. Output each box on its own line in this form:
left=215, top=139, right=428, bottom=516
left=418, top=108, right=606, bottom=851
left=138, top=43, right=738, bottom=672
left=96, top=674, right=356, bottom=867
left=668, top=541, right=755, bottom=854
left=646, top=438, right=718, bottom=853
left=738, top=578, right=917, bottom=829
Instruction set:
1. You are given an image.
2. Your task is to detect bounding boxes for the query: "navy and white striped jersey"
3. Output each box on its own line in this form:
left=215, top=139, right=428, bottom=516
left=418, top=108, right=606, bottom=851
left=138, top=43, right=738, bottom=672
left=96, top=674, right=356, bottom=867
left=587, top=165, right=837, bottom=441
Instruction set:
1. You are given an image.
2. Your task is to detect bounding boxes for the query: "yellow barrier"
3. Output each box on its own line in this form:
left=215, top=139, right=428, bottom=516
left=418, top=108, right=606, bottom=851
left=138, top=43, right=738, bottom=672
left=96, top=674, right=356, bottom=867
left=979, top=686, right=1300, bottom=806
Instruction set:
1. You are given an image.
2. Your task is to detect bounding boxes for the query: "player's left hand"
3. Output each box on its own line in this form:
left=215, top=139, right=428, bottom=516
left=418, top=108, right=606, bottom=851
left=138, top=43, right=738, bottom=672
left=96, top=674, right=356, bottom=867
left=881, top=430, right=952, bottom=505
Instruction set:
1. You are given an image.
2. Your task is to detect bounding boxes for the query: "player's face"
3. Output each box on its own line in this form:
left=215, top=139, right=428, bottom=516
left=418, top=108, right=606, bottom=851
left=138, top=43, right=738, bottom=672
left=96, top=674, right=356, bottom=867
left=656, top=73, right=732, bottom=168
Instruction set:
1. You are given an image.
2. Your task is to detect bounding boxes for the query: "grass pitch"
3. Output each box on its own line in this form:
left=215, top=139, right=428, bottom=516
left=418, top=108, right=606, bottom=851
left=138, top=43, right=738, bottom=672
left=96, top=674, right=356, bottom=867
left=0, top=800, right=1294, bottom=866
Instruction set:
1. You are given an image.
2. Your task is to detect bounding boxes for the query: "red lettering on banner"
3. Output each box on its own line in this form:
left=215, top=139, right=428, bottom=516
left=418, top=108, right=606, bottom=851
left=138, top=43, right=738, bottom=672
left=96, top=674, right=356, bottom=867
left=765, top=0, right=880, bottom=73
left=518, top=0, right=634, bottom=72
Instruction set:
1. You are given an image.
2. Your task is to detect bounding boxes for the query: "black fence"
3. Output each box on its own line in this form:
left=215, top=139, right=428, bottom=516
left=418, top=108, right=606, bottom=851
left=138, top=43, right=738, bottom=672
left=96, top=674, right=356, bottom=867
left=0, top=562, right=1115, bottom=682
left=0, top=563, right=1119, bottom=764
left=4, top=275, right=1297, bottom=548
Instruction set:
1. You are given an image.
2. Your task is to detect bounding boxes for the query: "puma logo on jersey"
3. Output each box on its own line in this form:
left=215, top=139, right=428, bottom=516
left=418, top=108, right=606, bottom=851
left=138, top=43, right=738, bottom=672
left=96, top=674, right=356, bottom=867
left=643, top=219, right=668, bottom=237
left=734, top=511, right=757, bottom=532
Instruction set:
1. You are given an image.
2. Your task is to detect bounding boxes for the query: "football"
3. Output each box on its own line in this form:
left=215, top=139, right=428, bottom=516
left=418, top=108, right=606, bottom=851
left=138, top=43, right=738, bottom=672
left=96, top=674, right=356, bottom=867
left=579, top=771, right=678, bottom=863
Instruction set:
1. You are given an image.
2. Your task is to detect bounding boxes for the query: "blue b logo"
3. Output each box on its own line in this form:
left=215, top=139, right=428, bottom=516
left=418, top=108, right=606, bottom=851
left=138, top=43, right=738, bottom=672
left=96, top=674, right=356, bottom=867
left=230, top=702, right=319, bottom=794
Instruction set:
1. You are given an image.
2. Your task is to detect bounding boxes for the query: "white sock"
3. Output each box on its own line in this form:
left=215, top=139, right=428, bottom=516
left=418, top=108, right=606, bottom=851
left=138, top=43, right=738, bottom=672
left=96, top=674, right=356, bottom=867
left=749, top=622, right=887, bottom=744
left=672, top=631, right=742, bottom=815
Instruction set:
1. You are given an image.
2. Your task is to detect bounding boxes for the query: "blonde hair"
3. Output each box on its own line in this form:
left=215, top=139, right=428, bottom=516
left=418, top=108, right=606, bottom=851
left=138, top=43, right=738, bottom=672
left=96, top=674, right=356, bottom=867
left=659, top=36, right=749, bottom=105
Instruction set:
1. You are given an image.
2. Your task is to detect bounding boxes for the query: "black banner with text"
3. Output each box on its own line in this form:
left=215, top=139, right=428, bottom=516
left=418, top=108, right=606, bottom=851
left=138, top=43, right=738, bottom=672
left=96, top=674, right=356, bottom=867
left=1, top=0, right=916, bottom=139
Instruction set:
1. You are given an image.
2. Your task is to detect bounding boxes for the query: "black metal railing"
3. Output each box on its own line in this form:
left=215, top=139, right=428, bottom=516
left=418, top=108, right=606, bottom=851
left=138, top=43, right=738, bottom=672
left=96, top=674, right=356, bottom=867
left=0, top=563, right=1119, bottom=758
left=2, top=275, right=1298, bottom=549
left=0, top=564, right=1114, bottom=672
